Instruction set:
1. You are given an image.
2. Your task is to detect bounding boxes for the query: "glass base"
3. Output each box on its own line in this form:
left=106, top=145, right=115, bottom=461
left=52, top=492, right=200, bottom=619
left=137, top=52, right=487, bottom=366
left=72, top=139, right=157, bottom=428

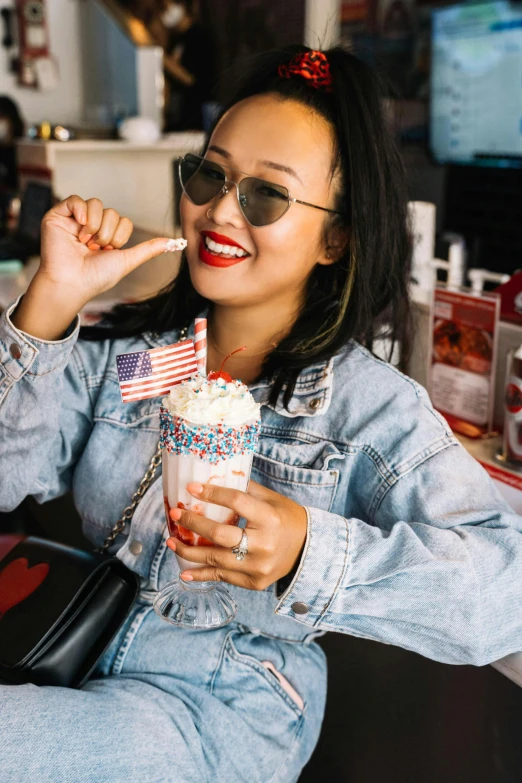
left=153, top=578, right=237, bottom=629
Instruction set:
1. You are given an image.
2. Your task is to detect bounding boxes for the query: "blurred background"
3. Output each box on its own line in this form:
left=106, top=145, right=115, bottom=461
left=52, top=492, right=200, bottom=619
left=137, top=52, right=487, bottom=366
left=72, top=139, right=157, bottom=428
left=0, top=1, right=521, bottom=781
left=0, top=0, right=519, bottom=270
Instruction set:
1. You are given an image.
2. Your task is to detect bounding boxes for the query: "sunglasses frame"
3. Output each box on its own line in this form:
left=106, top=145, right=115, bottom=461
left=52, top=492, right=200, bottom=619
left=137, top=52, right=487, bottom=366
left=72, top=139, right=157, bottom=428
left=176, top=154, right=342, bottom=227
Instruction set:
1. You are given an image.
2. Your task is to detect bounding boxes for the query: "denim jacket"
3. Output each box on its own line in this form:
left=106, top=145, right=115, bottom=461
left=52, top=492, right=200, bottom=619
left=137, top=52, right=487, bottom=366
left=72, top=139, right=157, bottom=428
left=1, top=297, right=521, bottom=667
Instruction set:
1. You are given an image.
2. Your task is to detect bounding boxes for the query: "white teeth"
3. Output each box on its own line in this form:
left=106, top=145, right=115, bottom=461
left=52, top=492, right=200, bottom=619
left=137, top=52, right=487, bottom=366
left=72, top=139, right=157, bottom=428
left=204, top=236, right=247, bottom=257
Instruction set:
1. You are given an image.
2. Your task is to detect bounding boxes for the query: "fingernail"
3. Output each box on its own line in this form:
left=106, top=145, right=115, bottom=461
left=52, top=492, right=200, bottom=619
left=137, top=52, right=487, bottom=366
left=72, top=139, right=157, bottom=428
left=169, top=508, right=182, bottom=521
left=181, top=572, right=193, bottom=581
left=188, top=483, right=203, bottom=495
left=166, top=539, right=176, bottom=551
left=165, top=237, right=187, bottom=253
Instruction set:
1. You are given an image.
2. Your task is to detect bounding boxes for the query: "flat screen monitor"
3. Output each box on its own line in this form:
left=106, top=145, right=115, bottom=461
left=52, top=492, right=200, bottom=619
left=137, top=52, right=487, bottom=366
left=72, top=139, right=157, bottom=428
left=430, top=1, right=522, bottom=166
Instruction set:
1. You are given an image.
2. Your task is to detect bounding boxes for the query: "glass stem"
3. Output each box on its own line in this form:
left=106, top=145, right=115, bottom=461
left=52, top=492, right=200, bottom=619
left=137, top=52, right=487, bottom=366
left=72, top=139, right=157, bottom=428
left=179, top=579, right=215, bottom=591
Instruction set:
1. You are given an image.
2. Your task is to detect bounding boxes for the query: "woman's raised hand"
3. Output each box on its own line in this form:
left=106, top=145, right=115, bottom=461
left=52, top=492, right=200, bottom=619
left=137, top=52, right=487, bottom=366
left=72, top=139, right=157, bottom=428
left=166, top=480, right=308, bottom=591
left=12, top=195, right=175, bottom=340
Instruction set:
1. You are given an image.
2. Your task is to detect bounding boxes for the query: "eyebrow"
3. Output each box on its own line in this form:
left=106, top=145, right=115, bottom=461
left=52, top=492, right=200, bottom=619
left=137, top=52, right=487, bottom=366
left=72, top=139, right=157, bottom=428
left=207, top=144, right=304, bottom=186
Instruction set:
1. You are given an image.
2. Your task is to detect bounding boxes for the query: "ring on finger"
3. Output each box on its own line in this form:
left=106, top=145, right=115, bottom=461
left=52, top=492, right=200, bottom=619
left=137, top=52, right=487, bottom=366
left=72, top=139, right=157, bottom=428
left=231, top=529, right=248, bottom=561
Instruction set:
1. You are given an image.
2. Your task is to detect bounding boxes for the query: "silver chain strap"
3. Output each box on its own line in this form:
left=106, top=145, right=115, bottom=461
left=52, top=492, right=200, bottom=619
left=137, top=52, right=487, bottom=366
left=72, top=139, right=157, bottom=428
left=97, top=325, right=189, bottom=555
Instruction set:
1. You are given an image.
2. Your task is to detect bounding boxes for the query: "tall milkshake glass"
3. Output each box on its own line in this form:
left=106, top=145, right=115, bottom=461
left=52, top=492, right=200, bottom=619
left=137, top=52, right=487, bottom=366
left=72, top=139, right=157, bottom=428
left=154, top=373, right=260, bottom=629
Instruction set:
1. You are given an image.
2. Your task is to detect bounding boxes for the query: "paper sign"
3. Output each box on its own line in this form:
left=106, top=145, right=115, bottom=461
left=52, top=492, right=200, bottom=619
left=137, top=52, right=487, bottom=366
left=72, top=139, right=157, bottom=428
left=429, top=286, right=500, bottom=437
left=34, top=57, right=60, bottom=92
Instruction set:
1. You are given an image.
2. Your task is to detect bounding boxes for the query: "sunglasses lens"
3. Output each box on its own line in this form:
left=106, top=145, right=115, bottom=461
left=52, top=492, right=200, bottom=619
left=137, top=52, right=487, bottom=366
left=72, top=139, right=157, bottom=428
left=239, top=178, right=289, bottom=227
left=179, top=154, right=225, bottom=205
left=178, top=156, right=290, bottom=226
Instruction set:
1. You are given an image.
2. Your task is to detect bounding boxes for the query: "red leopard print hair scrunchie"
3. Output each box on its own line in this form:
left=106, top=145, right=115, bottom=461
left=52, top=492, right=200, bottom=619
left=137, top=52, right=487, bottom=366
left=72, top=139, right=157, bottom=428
left=277, top=50, right=334, bottom=93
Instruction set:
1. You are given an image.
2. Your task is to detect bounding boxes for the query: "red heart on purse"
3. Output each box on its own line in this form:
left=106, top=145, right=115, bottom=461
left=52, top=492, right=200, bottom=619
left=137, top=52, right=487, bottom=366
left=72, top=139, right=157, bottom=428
left=0, top=557, right=50, bottom=620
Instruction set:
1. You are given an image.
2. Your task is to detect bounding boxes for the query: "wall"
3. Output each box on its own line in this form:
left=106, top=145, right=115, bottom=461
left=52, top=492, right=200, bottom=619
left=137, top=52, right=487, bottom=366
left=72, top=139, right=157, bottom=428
left=0, top=0, right=83, bottom=127
left=79, top=0, right=137, bottom=127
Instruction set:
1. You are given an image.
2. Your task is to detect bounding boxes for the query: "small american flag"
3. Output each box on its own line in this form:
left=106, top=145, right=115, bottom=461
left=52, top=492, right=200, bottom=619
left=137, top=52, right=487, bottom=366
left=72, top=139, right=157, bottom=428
left=116, top=340, right=198, bottom=403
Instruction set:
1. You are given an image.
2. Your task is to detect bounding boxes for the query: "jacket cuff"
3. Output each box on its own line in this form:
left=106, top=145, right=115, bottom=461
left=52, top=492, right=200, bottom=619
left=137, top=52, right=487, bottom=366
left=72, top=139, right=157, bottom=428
left=0, top=296, right=80, bottom=384
left=275, top=506, right=350, bottom=626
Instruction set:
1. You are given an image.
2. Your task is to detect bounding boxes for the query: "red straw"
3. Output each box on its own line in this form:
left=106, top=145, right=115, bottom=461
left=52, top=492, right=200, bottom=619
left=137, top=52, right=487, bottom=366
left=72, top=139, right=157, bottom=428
left=194, top=318, right=207, bottom=375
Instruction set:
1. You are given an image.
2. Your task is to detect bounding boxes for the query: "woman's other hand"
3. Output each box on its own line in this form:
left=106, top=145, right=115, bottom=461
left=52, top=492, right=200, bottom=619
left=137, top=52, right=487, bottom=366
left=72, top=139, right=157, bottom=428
left=166, top=480, right=308, bottom=590
left=12, top=195, right=174, bottom=340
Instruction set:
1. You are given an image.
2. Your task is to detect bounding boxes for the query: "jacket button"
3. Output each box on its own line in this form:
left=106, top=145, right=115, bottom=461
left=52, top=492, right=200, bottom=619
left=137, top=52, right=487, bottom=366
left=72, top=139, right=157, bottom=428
left=291, top=601, right=309, bottom=615
left=9, top=343, right=22, bottom=360
left=309, top=398, right=321, bottom=410
left=129, top=540, right=143, bottom=555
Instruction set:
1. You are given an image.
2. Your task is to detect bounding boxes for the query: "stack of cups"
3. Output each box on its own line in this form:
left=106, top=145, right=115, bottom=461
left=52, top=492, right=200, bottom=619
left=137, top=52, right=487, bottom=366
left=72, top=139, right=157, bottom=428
left=408, top=201, right=436, bottom=302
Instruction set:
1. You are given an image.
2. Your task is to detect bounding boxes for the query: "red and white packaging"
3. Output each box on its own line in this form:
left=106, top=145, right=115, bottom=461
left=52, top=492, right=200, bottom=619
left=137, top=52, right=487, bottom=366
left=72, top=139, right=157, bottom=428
left=428, top=286, right=500, bottom=438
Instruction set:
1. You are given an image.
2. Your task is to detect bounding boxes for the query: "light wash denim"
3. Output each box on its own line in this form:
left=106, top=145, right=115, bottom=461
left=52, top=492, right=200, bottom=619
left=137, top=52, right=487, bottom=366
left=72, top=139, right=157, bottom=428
left=0, top=297, right=521, bottom=782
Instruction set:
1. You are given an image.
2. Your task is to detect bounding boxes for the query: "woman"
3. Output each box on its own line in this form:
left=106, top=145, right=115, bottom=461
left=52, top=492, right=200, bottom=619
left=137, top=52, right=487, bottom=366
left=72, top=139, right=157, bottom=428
left=1, top=46, right=521, bottom=782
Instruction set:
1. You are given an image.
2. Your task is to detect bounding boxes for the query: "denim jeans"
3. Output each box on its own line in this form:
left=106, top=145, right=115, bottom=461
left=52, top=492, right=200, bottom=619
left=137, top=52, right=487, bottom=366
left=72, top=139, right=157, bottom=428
left=0, top=594, right=326, bottom=782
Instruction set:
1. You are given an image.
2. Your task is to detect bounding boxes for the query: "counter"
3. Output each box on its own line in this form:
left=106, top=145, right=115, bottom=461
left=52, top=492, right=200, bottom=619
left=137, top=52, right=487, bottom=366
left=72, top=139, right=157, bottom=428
left=16, top=133, right=205, bottom=236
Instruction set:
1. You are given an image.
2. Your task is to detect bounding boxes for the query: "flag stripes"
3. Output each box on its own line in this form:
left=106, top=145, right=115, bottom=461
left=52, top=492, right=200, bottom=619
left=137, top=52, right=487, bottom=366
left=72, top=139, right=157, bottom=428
left=116, top=339, right=198, bottom=403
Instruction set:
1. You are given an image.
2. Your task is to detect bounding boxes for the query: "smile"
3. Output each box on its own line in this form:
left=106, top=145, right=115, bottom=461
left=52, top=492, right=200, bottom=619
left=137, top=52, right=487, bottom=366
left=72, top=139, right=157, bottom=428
left=198, top=231, right=251, bottom=268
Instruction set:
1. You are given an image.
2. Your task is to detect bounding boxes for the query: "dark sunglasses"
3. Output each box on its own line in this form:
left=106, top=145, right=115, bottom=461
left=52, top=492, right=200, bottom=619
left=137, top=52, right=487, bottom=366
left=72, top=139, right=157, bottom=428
left=177, top=153, right=342, bottom=228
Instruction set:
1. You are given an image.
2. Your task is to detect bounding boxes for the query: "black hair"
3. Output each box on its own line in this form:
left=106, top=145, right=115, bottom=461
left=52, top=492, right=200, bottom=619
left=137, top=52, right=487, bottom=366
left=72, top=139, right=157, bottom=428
left=0, top=96, right=24, bottom=138
left=81, top=45, right=412, bottom=409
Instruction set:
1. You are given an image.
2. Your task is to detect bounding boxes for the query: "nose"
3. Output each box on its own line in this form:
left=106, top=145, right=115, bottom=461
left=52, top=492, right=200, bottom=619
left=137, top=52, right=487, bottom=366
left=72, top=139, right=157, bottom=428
left=208, top=179, right=245, bottom=227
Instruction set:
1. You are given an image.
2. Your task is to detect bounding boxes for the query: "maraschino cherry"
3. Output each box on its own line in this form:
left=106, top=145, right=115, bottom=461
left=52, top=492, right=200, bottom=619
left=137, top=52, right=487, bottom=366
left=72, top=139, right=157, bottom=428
left=207, top=347, right=247, bottom=383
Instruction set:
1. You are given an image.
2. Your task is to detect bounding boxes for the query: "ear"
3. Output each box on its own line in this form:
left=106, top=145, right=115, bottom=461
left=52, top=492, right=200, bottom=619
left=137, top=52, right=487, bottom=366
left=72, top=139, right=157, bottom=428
left=318, top=223, right=350, bottom=267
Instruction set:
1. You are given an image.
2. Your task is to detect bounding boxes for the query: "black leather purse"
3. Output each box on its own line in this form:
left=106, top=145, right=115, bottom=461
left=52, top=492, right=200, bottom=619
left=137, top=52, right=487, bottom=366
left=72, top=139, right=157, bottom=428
left=0, top=443, right=162, bottom=689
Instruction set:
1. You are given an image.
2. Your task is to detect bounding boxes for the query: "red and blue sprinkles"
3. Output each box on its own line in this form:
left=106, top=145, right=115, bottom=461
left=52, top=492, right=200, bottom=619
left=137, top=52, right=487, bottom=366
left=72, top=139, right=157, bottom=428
left=160, top=407, right=260, bottom=464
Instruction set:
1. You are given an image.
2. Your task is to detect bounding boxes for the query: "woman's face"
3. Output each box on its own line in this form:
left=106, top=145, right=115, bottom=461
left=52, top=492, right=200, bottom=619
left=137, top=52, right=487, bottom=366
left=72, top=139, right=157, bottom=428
left=180, top=93, right=340, bottom=311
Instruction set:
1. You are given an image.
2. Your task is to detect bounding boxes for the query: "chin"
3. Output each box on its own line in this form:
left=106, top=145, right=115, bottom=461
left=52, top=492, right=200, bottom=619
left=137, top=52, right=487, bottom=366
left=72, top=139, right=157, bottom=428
left=187, top=263, right=238, bottom=304
left=187, top=253, right=249, bottom=301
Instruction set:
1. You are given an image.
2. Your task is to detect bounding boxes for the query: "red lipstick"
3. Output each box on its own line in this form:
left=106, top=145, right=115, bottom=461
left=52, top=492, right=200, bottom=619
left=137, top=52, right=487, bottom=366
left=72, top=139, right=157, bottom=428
left=202, top=231, right=248, bottom=251
left=199, top=231, right=250, bottom=268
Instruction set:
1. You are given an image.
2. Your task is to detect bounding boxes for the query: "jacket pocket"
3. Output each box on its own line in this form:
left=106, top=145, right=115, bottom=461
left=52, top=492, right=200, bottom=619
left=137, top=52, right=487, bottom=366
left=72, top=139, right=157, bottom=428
left=93, top=377, right=160, bottom=430
left=252, top=443, right=344, bottom=511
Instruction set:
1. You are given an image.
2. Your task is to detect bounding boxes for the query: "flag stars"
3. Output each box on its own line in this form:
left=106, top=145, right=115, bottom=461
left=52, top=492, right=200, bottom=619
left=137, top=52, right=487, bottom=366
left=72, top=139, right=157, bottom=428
left=116, top=342, right=198, bottom=403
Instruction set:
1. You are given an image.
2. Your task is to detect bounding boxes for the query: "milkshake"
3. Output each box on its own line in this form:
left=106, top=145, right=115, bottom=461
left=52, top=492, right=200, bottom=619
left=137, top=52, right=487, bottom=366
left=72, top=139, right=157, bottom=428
left=156, top=371, right=260, bottom=627
left=160, top=372, right=260, bottom=570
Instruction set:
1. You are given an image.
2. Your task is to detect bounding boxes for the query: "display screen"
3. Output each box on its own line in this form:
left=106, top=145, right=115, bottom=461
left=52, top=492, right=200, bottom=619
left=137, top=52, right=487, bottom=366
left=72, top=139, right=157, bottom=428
left=431, top=1, right=522, bottom=166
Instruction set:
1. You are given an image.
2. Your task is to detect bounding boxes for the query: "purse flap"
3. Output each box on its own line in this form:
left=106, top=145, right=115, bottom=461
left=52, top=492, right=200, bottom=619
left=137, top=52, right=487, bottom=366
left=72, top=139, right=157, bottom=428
left=0, top=536, right=129, bottom=668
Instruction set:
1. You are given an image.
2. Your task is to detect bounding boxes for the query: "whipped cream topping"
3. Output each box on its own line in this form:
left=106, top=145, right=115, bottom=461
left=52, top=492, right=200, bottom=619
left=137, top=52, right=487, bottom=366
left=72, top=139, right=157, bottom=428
left=163, top=374, right=260, bottom=426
